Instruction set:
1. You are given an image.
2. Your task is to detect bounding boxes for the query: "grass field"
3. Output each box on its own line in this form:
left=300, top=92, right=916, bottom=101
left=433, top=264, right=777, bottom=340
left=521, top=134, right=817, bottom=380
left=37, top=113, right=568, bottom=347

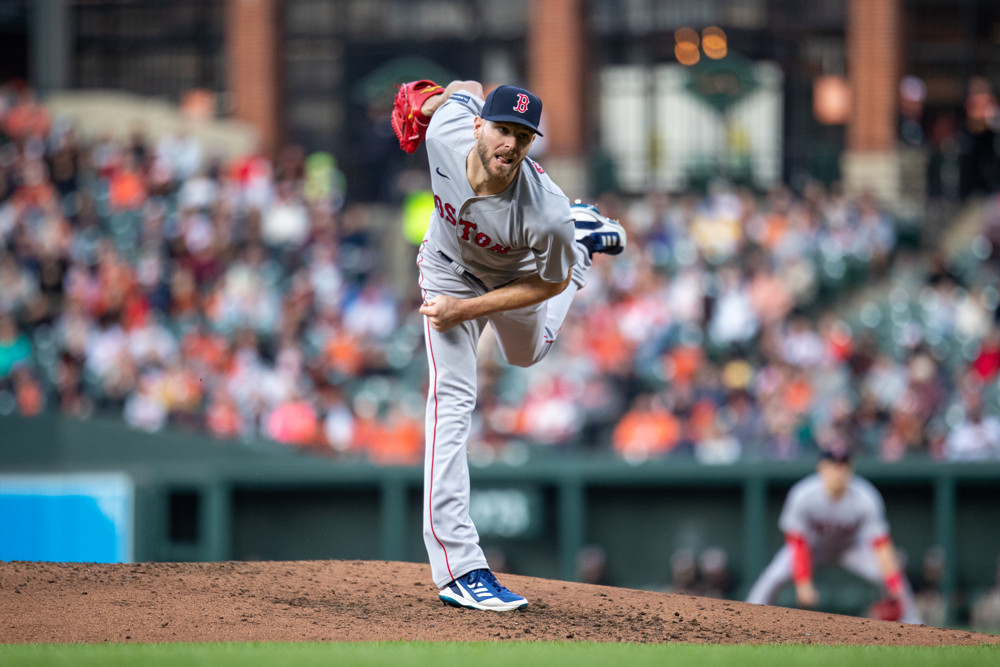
left=2, top=641, right=998, bottom=667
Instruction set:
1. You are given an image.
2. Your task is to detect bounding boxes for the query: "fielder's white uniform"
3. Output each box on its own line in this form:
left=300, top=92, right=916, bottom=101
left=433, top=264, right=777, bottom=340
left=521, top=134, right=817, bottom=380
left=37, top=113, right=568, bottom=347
left=417, top=91, right=590, bottom=588
left=746, top=473, right=922, bottom=624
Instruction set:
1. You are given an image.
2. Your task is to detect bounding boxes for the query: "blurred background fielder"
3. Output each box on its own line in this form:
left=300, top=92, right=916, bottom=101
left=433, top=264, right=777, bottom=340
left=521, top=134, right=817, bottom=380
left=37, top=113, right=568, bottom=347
left=746, top=446, right=922, bottom=624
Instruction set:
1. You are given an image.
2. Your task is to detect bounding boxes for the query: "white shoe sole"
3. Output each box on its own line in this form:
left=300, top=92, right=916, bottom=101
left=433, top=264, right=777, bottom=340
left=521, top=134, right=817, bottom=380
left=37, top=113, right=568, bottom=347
left=572, top=209, right=627, bottom=254
left=439, top=589, right=528, bottom=611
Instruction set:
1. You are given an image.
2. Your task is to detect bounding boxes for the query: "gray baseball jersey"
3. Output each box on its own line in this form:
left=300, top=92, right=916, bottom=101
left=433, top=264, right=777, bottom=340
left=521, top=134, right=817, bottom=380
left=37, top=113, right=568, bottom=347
left=423, top=91, right=578, bottom=289
left=779, top=473, right=889, bottom=562
left=418, top=91, right=589, bottom=589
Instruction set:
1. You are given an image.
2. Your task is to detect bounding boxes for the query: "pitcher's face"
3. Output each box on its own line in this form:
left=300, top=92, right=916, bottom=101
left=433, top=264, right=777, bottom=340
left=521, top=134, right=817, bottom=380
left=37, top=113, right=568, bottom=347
left=473, top=118, right=535, bottom=182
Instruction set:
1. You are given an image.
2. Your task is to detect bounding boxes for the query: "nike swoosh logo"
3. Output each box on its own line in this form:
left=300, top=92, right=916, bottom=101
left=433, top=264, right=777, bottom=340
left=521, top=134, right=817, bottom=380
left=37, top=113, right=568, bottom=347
left=435, top=167, right=450, bottom=179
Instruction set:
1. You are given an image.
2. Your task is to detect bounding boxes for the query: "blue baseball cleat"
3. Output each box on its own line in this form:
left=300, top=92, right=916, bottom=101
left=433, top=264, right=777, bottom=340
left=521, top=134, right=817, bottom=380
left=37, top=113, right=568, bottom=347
left=571, top=201, right=627, bottom=257
left=439, top=568, right=528, bottom=611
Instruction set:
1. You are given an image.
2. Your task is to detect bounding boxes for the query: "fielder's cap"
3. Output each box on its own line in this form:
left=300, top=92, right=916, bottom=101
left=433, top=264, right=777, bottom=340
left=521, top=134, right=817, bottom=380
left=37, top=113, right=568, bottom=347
left=820, top=446, right=853, bottom=464
left=481, top=85, right=544, bottom=136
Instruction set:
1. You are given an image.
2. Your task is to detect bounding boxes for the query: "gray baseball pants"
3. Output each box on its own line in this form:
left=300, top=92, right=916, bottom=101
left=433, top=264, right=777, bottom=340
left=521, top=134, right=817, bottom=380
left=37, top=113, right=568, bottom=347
left=746, top=543, right=923, bottom=624
left=417, top=242, right=589, bottom=588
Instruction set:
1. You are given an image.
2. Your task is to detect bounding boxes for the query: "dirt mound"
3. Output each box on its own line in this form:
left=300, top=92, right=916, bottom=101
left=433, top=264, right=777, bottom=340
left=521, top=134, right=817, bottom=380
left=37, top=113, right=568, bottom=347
left=1, top=560, right=996, bottom=646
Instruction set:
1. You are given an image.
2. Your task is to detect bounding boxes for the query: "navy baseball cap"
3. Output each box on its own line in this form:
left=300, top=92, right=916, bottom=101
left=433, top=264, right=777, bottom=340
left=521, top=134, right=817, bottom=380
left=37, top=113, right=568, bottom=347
left=820, top=447, right=853, bottom=464
left=481, top=85, right=544, bottom=136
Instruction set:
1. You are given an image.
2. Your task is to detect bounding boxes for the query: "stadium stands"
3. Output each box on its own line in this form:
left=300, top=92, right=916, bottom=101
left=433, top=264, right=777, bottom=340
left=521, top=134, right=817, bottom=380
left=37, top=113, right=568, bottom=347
left=2, top=82, right=999, bottom=464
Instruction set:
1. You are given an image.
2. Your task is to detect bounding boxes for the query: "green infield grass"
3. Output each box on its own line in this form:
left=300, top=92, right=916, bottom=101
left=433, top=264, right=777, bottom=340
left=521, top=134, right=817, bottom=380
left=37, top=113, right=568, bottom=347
left=1, top=641, right=998, bottom=667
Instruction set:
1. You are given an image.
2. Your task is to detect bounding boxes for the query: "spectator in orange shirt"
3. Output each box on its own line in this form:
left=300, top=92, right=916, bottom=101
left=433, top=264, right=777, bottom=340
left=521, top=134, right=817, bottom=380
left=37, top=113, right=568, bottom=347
left=206, top=387, right=244, bottom=440
left=14, top=159, right=58, bottom=209
left=612, top=392, right=682, bottom=463
left=782, top=367, right=815, bottom=416
left=108, top=153, right=147, bottom=212
left=367, top=405, right=423, bottom=466
left=668, top=344, right=703, bottom=389
left=2, top=85, right=50, bottom=142
left=321, top=324, right=365, bottom=379
left=13, top=366, right=44, bottom=416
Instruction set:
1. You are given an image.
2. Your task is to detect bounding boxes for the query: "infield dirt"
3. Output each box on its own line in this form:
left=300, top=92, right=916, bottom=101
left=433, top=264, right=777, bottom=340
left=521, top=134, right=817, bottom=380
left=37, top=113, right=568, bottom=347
left=1, top=559, right=997, bottom=646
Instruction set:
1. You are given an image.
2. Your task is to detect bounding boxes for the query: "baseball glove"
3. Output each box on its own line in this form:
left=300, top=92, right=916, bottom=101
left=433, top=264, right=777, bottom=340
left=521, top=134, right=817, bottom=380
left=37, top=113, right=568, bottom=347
left=868, top=596, right=903, bottom=622
left=391, top=79, right=444, bottom=154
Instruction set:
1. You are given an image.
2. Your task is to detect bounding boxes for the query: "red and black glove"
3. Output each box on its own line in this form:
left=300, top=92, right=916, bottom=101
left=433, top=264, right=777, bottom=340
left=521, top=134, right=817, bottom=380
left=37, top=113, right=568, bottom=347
left=390, top=80, right=444, bottom=154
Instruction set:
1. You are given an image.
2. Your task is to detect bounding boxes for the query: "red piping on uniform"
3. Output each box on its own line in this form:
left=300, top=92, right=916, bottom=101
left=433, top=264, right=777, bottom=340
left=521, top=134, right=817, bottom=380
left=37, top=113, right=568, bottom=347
left=417, top=241, right=427, bottom=292
left=418, top=244, right=454, bottom=583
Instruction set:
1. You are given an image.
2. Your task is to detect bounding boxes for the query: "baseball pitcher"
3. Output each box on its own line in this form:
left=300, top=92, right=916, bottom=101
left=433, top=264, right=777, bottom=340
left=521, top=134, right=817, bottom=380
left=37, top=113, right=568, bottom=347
left=390, top=79, right=625, bottom=611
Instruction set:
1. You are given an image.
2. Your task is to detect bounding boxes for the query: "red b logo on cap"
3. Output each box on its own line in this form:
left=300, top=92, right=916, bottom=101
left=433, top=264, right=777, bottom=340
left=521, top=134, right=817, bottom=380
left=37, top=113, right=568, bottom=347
left=513, top=93, right=530, bottom=113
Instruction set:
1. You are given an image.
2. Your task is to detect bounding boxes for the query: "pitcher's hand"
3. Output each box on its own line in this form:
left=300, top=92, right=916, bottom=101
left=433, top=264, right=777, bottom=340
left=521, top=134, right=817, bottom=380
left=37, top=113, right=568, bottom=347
left=420, top=295, right=465, bottom=332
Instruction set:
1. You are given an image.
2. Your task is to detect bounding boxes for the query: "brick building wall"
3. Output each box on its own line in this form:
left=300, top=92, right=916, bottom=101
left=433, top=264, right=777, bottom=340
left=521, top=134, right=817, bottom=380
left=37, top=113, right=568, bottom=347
left=226, top=0, right=282, bottom=156
left=529, top=0, right=587, bottom=158
left=847, top=0, right=901, bottom=152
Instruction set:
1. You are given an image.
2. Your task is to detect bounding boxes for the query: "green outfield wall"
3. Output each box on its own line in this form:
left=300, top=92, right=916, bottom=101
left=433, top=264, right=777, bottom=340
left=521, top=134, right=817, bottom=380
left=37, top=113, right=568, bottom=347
left=2, top=415, right=998, bottom=624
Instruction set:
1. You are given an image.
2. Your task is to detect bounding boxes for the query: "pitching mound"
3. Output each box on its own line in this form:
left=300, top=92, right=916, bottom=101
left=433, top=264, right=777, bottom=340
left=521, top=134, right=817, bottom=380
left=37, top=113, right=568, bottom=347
left=1, top=560, right=996, bottom=645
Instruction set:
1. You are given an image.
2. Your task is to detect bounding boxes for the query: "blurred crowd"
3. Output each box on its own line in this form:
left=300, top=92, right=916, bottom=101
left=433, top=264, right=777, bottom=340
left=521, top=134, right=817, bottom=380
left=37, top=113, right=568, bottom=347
left=2, top=81, right=1000, bottom=465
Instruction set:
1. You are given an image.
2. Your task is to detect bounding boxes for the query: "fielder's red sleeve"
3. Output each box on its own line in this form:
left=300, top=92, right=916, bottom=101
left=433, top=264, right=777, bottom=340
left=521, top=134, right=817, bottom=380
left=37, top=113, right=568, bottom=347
left=872, top=534, right=904, bottom=596
left=786, top=532, right=812, bottom=584
left=871, top=534, right=891, bottom=549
